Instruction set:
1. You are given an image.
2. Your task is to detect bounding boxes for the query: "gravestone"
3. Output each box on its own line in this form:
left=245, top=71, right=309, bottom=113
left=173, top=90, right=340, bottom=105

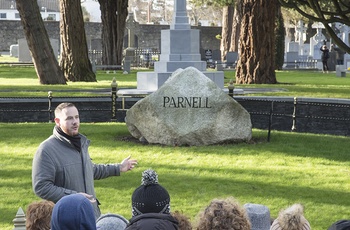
left=287, top=42, right=299, bottom=52
left=226, top=52, right=238, bottom=67
left=10, top=44, right=18, bottom=57
left=285, top=51, right=299, bottom=69
left=18, top=38, right=32, bottom=62
left=310, top=23, right=325, bottom=59
left=126, top=67, right=252, bottom=146
left=18, top=38, right=59, bottom=62
left=136, top=0, right=224, bottom=90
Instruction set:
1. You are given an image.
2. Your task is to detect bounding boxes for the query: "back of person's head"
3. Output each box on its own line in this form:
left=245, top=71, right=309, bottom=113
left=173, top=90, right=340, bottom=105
left=51, top=194, right=97, bottom=230
left=171, top=210, right=192, bottom=230
left=270, top=204, right=310, bottom=230
left=244, top=203, right=271, bottom=230
left=328, top=220, right=350, bottom=230
left=131, top=169, right=171, bottom=217
left=26, top=200, right=55, bottom=230
left=96, top=213, right=129, bottom=230
left=195, top=197, right=251, bottom=230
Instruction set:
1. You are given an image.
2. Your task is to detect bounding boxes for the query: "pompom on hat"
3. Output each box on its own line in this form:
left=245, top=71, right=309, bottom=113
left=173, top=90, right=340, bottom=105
left=270, top=204, right=311, bottom=230
left=244, top=203, right=271, bottom=230
left=131, top=169, right=170, bottom=217
left=96, top=213, right=128, bottom=230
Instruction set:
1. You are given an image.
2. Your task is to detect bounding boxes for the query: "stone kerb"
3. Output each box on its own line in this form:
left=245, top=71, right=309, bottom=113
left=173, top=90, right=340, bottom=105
left=125, top=67, right=252, bottom=146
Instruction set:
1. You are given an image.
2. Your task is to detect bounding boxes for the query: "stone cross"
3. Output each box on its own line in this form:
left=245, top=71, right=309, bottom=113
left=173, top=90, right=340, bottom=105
left=295, top=20, right=307, bottom=55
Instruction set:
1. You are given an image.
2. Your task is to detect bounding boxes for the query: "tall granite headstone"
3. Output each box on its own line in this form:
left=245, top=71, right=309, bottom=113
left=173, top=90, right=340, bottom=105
left=126, top=67, right=252, bottom=146
left=136, top=0, right=224, bottom=91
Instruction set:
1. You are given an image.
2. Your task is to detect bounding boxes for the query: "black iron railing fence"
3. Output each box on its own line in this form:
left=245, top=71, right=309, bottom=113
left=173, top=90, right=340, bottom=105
left=89, top=49, right=160, bottom=68
left=1, top=88, right=349, bottom=138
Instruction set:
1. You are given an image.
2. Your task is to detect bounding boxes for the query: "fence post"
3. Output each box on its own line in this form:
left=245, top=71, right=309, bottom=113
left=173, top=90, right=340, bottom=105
left=111, top=77, right=118, bottom=122
left=291, top=97, right=297, bottom=132
left=228, top=80, right=235, bottom=98
left=13, top=207, right=26, bottom=230
left=267, top=101, right=274, bottom=142
left=48, top=91, right=53, bottom=123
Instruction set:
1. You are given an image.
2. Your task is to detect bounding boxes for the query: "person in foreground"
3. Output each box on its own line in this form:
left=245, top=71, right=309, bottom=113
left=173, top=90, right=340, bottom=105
left=125, top=169, right=179, bottom=229
left=244, top=203, right=271, bottom=230
left=26, top=200, right=55, bottom=230
left=51, top=194, right=96, bottom=230
left=32, top=102, right=138, bottom=219
left=171, top=210, right=192, bottom=230
left=195, top=197, right=251, bottom=230
left=96, top=213, right=129, bottom=230
left=270, top=203, right=311, bottom=230
left=328, top=219, right=350, bottom=230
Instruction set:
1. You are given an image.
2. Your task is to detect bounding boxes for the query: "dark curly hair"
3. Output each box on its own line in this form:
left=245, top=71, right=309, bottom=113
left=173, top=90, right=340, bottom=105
left=195, top=197, right=251, bottom=230
left=171, top=210, right=192, bottom=230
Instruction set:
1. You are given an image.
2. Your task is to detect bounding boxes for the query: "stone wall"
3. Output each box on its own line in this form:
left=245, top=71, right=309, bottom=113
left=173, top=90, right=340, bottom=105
left=0, top=20, right=222, bottom=58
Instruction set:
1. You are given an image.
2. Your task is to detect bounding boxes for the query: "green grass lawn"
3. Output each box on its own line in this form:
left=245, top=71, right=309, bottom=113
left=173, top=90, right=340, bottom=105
left=0, top=63, right=350, bottom=229
left=0, top=64, right=350, bottom=98
left=0, top=123, right=350, bottom=230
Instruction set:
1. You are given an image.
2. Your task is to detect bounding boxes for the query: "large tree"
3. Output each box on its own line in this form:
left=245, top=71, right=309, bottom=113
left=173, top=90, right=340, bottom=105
left=279, top=0, right=350, bottom=53
left=221, top=5, right=234, bottom=60
left=98, top=0, right=128, bottom=65
left=235, top=0, right=277, bottom=84
left=16, top=0, right=66, bottom=84
left=229, top=0, right=243, bottom=53
left=59, top=0, right=96, bottom=81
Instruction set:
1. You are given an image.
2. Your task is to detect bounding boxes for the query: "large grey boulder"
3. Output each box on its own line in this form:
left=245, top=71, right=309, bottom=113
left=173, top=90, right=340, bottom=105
left=125, top=67, right=252, bottom=146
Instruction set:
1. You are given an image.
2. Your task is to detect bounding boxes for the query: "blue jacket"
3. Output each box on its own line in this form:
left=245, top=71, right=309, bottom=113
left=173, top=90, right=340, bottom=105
left=32, top=126, right=121, bottom=219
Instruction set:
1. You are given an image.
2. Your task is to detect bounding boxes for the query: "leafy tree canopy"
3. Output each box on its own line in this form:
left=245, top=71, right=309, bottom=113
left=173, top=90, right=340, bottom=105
left=279, top=0, right=350, bottom=53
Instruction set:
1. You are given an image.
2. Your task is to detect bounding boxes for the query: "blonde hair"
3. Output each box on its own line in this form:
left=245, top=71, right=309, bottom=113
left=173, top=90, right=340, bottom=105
left=270, top=204, right=311, bottom=230
left=195, top=197, right=251, bottom=230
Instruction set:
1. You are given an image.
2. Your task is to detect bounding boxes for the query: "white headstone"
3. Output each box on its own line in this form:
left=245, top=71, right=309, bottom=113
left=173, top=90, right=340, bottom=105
left=126, top=67, right=252, bottom=146
left=310, top=23, right=326, bottom=58
left=10, top=44, right=18, bottom=57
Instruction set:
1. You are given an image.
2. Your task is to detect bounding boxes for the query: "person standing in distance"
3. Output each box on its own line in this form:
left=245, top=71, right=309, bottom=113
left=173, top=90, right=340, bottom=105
left=32, top=102, right=137, bottom=219
left=320, top=45, right=330, bottom=73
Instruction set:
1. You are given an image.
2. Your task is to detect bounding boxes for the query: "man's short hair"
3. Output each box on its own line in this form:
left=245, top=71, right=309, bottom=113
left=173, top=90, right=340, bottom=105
left=54, top=103, right=76, bottom=118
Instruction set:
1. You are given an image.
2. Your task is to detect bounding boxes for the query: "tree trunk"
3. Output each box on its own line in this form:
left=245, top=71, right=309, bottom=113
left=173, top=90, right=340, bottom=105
left=275, top=2, right=285, bottom=70
left=59, top=0, right=96, bottom=82
left=235, top=0, right=277, bottom=84
left=229, top=1, right=242, bottom=52
left=98, top=0, right=128, bottom=65
left=220, top=5, right=233, bottom=61
left=16, top=0, right=66, bottom=84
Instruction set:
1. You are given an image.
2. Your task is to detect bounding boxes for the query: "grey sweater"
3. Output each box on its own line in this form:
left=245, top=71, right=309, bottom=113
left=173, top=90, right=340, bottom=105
left=32, top=127, right=120, bottom=219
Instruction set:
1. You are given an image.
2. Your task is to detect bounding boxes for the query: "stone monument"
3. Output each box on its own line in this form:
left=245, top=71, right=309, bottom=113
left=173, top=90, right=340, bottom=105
left=136, top=0, right=224, bottom=91
left=126, top=67, right=252, bottom=146
left=124, top=12, right=139, bottom=73
left=310, top=22, right=326, bottom=60
left=18, top=38, right=59, bottom=63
